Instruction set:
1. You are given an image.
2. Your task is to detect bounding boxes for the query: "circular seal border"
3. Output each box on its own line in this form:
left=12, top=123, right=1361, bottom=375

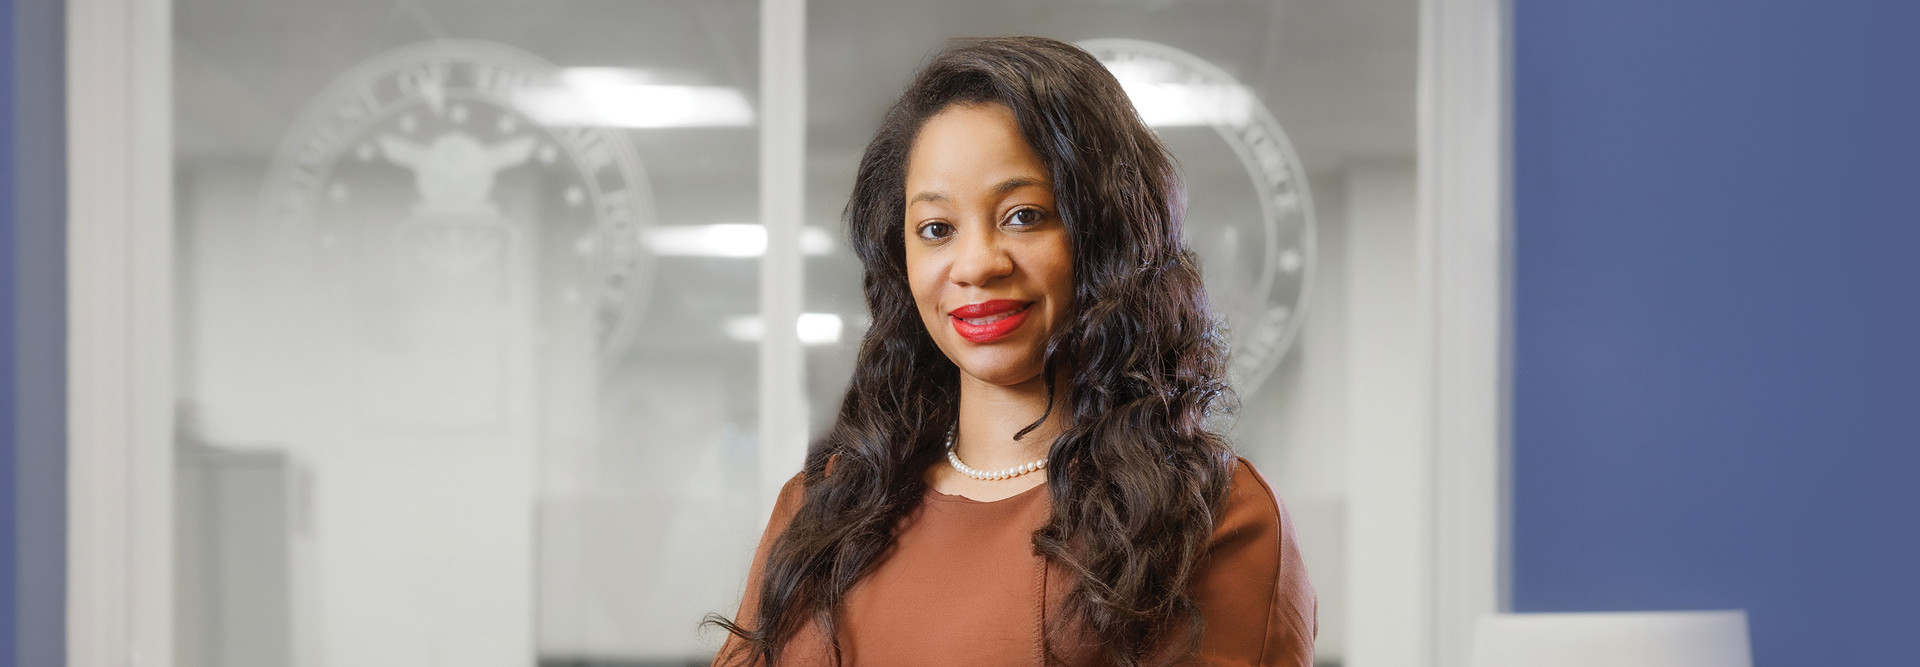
left=1078, top=38, right=1318, bottom=399
left=258, top=39, right=657, bottom=363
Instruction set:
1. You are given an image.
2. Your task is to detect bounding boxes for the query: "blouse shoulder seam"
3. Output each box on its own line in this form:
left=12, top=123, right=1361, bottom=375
left=1233, top=456, right=1283, bottom=665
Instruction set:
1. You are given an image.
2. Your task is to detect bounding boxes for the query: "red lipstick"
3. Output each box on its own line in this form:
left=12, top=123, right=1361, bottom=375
left=949, top=300, right=1032, bottom=343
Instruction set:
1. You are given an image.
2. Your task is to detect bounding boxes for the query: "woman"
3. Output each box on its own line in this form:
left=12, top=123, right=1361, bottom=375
left=710, top=36, right=1315, bottom=666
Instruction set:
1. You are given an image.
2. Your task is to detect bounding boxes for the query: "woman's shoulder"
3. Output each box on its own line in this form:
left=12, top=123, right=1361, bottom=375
left=1205, top=455, right=1314, bottom=617
left=1188, top=455, right=1317, bottom=665
left=754, top=472, right=809, bottom=542
left=1216, top=456, right=1293, bottom=543
left=763, top=453, right=843, bottom=529
left=774, top=470, right=807, bottom=504
left=769, top=453, right=837, bottom=511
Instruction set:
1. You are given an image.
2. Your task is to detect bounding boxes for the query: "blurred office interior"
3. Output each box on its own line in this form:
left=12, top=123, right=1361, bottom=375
left=5, top=1, right=1917, bottom=667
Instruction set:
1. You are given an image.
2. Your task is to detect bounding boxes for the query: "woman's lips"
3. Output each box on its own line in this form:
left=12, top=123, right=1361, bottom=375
left=949, top=300, right=1032, bottom=343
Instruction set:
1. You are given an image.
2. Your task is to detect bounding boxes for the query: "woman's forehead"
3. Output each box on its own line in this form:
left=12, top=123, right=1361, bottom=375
left=904, top=104, right=1051, bottom=202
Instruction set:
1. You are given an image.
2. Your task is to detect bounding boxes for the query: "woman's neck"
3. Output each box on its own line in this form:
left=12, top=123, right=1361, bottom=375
left=953, top=369, right=1067, bottom=470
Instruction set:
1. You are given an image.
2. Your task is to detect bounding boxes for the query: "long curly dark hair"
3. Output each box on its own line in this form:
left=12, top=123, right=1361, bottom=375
left=710, top=36, right=1239, bottom=666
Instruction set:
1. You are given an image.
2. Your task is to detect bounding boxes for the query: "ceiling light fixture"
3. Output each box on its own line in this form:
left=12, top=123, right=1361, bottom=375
left=515, top=67, right=755, bottom=128
left=640, top=224, right=835, bottom=258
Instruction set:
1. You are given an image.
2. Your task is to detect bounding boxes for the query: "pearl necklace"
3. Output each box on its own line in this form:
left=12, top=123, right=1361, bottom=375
left=943, top=425, right=1048, bottom=481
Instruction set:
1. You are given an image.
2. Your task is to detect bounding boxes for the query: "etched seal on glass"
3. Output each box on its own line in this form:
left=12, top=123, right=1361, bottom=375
left=1080, top=38, right=1316, bottom=399
left=261, top=40, right=654, bottom=431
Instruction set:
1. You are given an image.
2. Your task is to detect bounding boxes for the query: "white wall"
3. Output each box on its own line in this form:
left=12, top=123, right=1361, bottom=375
left=1237, top=161, right=1418, bottom=664
left=1344, top=162, right=1427, bottom=667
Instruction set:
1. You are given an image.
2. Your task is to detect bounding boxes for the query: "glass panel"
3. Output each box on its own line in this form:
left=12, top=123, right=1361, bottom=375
left=172, top=2, right=762, bottom=664
left=804, top=3, right=1419, bottom=665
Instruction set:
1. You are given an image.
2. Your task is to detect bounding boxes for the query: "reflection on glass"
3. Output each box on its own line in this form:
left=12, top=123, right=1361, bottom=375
left=1081, top=38, right=1315, bottom=399
left=174, top=1, right=763, bottom=664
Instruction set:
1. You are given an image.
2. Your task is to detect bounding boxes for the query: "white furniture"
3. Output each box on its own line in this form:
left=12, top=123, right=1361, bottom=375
left=1470, top=611, right=1753, bottom=667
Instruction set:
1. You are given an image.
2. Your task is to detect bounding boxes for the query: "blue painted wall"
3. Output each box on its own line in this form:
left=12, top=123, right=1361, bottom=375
left=1512, top=1, right=1920, bottom=665
left=3, top=0, right=65, bottom=664
left=1, top=2, right=18, bottom=657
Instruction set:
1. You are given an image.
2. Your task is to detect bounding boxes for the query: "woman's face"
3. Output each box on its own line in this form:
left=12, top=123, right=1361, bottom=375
left=903, top=103, right=1074, bottom=388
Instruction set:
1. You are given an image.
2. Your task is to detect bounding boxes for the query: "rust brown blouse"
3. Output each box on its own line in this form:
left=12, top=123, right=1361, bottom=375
left=716, top=457, right=1316, bottom=666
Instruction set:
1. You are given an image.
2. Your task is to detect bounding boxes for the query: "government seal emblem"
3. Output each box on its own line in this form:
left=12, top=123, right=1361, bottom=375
left=1080, top=39, right=1316, bottom=399
left=261, top=40, right=653, bottom=430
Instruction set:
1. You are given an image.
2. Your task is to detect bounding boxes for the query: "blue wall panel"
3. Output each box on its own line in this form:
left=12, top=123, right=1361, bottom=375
left=4, top=0, right=65, bottom=663
left=1512, top=1, right=1920, bottom=665
left=3, top=3, right=25, bottom=659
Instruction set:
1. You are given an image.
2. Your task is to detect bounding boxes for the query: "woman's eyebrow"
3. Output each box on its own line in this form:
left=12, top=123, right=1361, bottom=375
left=909, top=177, right=1048, bottom=205
left=994, top=177, right=1050, bottom=195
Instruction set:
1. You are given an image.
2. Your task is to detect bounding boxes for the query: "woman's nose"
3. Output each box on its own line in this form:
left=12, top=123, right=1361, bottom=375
left=948, top=225, right=1014, bottom=287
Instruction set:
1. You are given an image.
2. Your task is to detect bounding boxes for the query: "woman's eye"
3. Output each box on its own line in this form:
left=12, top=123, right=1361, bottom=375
left=916, top=222, right=953, bottom=241
left=1008, top=207, right=1045, bottom=227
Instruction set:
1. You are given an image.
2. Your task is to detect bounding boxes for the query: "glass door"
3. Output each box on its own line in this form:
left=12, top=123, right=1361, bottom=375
left=171, top=1, right=765, bottom=664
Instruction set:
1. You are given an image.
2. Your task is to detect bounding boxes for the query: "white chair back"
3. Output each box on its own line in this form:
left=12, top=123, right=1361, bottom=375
left=1469, top=610, right=1752, bottom=667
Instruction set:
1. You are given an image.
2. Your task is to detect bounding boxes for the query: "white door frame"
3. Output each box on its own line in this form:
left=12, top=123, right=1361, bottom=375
left=66, top=0, right=175, bottom=665
left=62, top=0, right=1509, bottom=665
left=1419, top=0, right=1513, bottom=665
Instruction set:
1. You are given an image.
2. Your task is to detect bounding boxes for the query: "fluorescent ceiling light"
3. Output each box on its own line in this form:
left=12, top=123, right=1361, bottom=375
left=515, top=67, right=754, bottom=128
left=724, top=313, right=844, bottom=346
left=641, top=224, right=835, bottom=258
left=1101, top=61, right=1255, bottom=128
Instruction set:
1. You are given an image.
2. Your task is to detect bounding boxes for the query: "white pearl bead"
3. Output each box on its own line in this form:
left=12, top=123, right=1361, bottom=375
left=943, top=422, right=1046, bottom=481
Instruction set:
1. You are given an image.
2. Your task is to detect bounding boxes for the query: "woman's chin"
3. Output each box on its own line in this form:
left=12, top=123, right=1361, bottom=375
left=954, top=355, right=1047, bottom=389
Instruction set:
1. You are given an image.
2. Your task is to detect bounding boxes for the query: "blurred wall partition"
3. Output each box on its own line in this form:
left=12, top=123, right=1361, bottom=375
left=172, top=2, right=765, bottom=664
left=160, top=1, right=1417, bottom=666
